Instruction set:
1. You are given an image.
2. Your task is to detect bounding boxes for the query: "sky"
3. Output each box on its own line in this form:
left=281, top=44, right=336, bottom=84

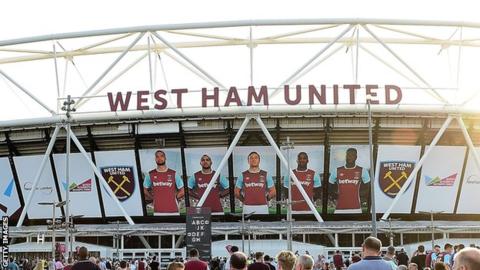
left=1, top=0, right=476, bottom=40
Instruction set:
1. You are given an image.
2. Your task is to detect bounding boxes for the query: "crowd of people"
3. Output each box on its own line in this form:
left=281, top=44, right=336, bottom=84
left=320, top=241, right=480, bottom=270
left=5, top=239, right=480, bottom=270
left=167, top=237, right=480, bottom=270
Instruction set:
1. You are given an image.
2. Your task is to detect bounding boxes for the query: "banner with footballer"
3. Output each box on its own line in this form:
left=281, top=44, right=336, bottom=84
left=328, top=145, right=371, bottom=214
left=53, top=153, right=102, bottom=218
left=280, top=145, right=324, bottom=214
left=95, top=150, right=144, bottom=217
left=139, top=148, right=184, bottom=216
left=233, top=146, right=277, bottom=215
left=415, top=146, right=466, bottom=214
left=374, top=145, right=421, bottom=213
left=185, top=147, right=230, bottom=215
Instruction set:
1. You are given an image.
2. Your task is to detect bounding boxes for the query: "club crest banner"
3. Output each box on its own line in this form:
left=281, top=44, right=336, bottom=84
left=101, top=166, right=135, bottom=201
left=378, top=161, right=415, bottom=198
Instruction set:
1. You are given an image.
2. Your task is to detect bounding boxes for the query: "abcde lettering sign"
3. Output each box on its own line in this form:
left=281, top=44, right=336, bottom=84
left=186, top=207, right=211, bottom=261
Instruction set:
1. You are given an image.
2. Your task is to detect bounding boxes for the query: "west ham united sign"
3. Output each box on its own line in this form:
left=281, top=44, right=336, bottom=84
left=101, top=166, right=135, bottom=201
left=379, top=161, right=415, bottom=198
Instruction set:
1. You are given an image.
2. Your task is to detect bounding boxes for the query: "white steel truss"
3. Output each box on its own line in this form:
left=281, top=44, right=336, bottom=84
left=0, top=19, right=479, bottom=127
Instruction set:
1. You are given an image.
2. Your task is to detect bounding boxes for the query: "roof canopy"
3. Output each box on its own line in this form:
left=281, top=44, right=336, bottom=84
left=1, top=19, right=480, bottom=127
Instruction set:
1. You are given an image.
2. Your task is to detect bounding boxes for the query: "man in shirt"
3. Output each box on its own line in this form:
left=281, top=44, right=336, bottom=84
left=149, top=257, right=160, bottom=270
left=235, top=152, right=276, bottom=215
left=347, top=237, right=392, bottom=270
left=188, top=154, right=229, bottom=214
left=263, top=255, right=275, bottom=270
left=383, top=246, right=397, bottom=270
left=72, top=247, right=101, bottom=270
left=426, top=245, right=441, bottom=268
left=332, top=251, right=344, bottom=270
left=248, top=252, right=269, bottom=270
left=396, top=249, right=409, bottom=267
left=438, top=243, right=453, bottom=267
left=143, top=150, right=185, bottom=215
left=185, top=249, right=208, bottom=270
left=284, top=152, right=321, bottom=214
left=329, top=148, right=370, bottom=214
left=6, top=258, right=19, bottom=270
left=410, top=245, right=426, bottom=270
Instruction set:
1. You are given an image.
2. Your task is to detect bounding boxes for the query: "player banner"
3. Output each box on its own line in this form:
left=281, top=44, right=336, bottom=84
left=139, top=148, right=184, bottom=216
left=186, top=207, right=211, bottom=261
left=233, top=146, right=277, bottom=215
left=329, top=145, right=371, bottom=214
left=280, top=145, right=324, bottom=214
left=185, top=147, right=230, bottom=215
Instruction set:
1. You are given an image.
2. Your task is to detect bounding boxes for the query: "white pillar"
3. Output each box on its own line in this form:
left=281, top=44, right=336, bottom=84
left=121, top=235, right=124, bottom=260
left=335, top=234, right=339, bottom=247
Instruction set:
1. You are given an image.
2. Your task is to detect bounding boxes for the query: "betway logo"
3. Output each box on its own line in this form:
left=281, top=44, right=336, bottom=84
left=245, top=182, right=265, bottom=188
left=198, top=183, right=216, bottom=189
left=153, top=181, right=173, bottom=187
left=338, top=179, right=360, bottom=185
left=299, top=181, right=311, bottom=186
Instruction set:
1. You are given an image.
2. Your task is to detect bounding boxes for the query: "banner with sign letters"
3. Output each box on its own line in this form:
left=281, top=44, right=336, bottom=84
left=186, top=207, right=211, bottom=261
left=415, top=146, right=466, bottom=213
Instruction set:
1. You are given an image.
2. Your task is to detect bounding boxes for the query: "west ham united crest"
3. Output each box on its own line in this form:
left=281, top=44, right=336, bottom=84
left=379, top=161, right=415, bottom=198
left=101, top=166, right=135, bottom=201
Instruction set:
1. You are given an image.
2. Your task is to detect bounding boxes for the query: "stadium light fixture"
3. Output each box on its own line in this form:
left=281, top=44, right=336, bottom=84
left=227, top=211, right=255, bottom=253
left=380, top=217, right=401, bottom=246
left=38, top=200, right=66, bottom=261
left=281, top=136, right=295, bottom=251
left=419, top=210, right=444, bottom=251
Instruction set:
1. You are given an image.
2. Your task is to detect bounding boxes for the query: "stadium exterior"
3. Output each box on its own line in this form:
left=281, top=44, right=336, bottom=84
left=2, top=19, right=480, bottom=261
